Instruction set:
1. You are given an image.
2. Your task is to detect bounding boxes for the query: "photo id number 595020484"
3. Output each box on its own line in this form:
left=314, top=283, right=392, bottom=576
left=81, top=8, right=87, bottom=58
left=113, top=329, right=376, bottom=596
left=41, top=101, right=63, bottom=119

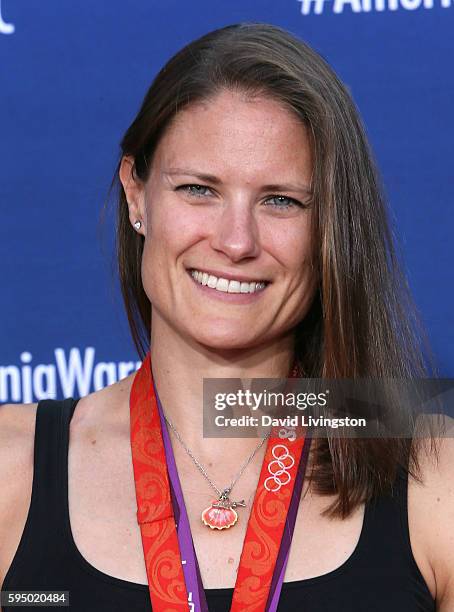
left=0, top=591, right=69, bottom=607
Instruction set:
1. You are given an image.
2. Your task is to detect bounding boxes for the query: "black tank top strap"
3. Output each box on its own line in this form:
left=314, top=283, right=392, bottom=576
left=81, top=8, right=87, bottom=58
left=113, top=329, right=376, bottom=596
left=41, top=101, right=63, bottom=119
left=364, top=468, right=406, bottom=543
left=2, top=398, right=79, bottom=591
left=393, top=461, right=433, bottom=592
left=29, top=399, right=78, bottom=529
left=358, top=461, right=434, bottom=609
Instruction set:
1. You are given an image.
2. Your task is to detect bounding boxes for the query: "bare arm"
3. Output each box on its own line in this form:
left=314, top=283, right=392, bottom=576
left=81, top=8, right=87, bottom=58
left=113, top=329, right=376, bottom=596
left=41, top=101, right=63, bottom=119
left=0, top=403, right=37, bottom=604
left=413, top=416, right=454, bottom=610
left=433, top=432, right=454, bottom=611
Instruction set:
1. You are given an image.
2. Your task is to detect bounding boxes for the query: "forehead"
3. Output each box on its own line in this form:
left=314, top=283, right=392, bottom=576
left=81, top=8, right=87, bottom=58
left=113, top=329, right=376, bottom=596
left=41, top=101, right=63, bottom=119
left=151, top=90, right=313, bottom=182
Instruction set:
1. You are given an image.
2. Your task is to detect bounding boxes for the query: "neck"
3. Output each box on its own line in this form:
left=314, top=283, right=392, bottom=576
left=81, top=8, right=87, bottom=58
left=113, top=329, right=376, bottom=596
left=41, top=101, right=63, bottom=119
left=149, top=314, right=295, bottom=458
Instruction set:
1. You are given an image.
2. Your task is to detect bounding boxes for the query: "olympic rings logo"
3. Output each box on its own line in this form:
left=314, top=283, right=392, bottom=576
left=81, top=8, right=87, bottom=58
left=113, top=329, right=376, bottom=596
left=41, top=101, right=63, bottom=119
left=264, top=444, right=295, bottom=492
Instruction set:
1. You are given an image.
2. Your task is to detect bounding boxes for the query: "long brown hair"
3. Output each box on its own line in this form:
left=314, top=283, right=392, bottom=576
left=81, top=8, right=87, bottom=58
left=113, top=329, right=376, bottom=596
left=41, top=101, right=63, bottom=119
left=112, top=23, right=438, bottom=517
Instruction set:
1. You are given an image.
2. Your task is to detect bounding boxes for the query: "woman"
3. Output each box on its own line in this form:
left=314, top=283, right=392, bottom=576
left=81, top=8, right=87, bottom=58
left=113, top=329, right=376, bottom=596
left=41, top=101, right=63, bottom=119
left=0, top=22, right=453, bottom=612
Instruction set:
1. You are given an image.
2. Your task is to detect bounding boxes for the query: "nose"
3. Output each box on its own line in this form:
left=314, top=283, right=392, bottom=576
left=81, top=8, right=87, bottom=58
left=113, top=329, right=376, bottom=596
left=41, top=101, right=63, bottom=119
left=209, top=199, right=261, bottom=262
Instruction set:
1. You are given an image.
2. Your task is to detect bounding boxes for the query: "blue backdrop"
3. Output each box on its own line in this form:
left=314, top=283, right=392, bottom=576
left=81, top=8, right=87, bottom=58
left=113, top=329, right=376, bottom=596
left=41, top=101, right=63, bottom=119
left=1, top=0, right=452, bottom=403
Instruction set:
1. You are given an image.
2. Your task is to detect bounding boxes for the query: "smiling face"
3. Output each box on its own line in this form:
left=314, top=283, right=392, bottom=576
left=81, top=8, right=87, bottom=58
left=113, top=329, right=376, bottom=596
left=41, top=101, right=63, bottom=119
left=121, top=89, right=318, bottom=351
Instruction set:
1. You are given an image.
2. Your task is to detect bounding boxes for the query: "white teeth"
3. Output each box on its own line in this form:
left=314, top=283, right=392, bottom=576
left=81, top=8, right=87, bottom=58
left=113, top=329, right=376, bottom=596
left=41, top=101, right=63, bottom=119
left=190, top=270, right=267, bottom=294
left=216, top=278, right=229, bottom=292
left=207, top=275, right=217, bottom=288
left=228, top=280, right=241, bottom=293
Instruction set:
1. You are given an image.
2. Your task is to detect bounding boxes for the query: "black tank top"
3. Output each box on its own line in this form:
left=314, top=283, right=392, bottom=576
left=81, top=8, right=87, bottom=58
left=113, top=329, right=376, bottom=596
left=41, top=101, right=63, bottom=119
left=2, top=399, right=435, bottom=611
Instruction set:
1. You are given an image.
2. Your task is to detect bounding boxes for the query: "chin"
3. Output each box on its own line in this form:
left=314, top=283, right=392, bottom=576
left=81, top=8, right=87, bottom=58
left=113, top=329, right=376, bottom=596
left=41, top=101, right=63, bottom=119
left=188, top=325, right=265, bottom=352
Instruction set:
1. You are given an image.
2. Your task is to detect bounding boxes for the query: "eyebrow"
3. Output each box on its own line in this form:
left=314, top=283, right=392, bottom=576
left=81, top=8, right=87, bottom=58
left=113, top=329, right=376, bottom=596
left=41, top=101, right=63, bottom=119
left=162, top=167, right=313, bottom=195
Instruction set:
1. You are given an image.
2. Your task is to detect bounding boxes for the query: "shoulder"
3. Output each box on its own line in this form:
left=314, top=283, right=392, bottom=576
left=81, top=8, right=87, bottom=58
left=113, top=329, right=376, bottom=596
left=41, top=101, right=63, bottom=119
left=0, top=402, right=38, bottom=589
left=409, top=414, right=454, bottom=609
left=0, top=373, right=137, bottom=589
left=0, top=401, right=38, bottom=476
left=68, top=370, right=137, bottom=470
left=70, top=371, right=136, bottom=432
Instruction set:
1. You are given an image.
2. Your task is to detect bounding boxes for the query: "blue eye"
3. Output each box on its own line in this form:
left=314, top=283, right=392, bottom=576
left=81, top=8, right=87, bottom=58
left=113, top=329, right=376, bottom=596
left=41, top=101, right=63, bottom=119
left=177, top=184, right=212, bottom=197
left=264, top=195, right=303, bottom=209
left=177, top=184, right=307, bottom=210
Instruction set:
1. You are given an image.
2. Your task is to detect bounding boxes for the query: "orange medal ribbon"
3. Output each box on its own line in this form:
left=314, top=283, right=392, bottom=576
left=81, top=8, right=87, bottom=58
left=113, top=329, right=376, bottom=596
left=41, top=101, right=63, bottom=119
left=130, top=352, right=310, bottom=611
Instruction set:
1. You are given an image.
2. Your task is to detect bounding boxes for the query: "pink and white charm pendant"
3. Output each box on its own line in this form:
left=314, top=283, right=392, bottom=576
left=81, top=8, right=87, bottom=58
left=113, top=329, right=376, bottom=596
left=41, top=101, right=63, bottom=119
left=201, top=490, right=246, bottom=530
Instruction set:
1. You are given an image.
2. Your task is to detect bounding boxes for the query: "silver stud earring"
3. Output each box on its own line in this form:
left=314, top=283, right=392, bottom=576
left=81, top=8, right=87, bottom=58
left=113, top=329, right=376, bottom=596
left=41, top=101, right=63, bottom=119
left=133, top=220, right=142, bottom=231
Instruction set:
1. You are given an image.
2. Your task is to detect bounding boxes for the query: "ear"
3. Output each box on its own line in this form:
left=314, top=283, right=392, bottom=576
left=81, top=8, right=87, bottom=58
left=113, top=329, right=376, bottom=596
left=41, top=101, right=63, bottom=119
left=119, top=156, right=147, bottom=235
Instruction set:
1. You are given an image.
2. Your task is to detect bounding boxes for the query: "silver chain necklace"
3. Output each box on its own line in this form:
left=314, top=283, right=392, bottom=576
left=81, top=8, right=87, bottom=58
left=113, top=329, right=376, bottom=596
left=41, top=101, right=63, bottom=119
left=163, top=412, right=270, bottom=530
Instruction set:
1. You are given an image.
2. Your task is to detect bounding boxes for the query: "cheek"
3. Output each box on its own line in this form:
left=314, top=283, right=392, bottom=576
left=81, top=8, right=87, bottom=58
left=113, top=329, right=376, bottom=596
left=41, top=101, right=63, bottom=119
left=146, top=198, right=210, bottom=256
left=142, top=220, right=179, bottom=273
left=262, top=217, right=314, bottom=277
left=140, top=202, right=206, bottom=300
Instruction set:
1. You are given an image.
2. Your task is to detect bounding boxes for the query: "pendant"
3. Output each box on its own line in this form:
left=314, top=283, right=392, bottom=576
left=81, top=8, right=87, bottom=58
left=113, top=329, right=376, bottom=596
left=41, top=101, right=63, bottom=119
left=201, top=494, right=246, bottom=530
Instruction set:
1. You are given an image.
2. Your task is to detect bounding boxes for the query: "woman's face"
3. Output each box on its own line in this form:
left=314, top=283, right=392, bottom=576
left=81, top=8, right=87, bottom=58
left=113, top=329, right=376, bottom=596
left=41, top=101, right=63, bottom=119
left=123, top=89, right=318, bottom=350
